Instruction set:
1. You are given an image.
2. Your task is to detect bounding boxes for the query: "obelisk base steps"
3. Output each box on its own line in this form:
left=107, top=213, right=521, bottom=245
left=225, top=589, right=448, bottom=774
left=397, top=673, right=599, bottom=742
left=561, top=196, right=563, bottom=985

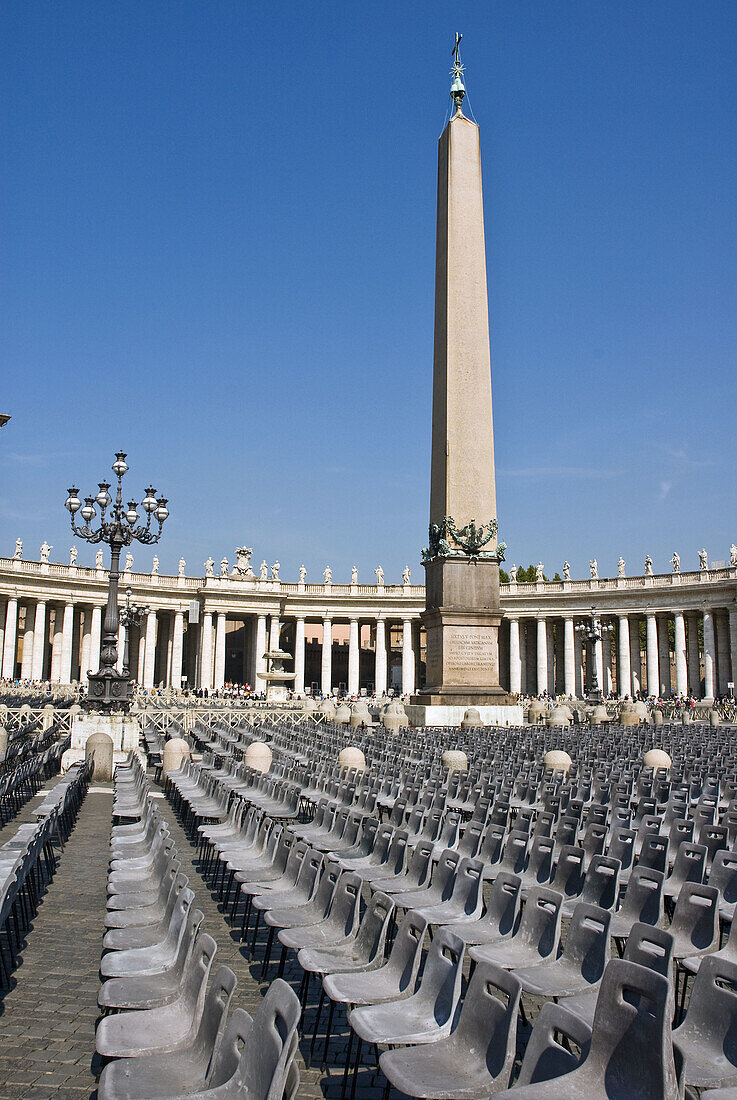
left=405, top=703, right=523, bottom=728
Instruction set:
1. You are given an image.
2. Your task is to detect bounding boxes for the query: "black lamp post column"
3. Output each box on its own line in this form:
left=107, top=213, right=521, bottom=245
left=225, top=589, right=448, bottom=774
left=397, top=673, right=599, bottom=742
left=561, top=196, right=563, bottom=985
left=65, top=451, right=168, bottom=713
left=575, top=607, right=613, bottom=704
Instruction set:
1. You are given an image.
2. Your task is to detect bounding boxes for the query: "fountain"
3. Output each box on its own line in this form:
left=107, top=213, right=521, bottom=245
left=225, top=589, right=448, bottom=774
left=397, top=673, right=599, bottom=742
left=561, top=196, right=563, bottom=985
left=257, top=648, right=296, bottom=702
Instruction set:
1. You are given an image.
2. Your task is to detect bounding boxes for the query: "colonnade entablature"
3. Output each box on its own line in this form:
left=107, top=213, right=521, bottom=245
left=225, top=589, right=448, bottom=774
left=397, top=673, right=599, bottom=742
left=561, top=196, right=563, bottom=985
left=1, top=555, right=736, bottom=701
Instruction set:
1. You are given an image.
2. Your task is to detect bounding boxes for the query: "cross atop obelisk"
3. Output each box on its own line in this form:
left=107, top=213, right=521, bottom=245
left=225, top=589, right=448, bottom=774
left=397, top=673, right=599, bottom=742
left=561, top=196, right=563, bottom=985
left=412, top=37, right=512, bottom=713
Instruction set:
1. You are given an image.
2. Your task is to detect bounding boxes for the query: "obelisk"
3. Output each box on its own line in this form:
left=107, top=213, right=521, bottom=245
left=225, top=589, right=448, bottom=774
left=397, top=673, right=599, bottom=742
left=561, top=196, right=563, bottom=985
left=411, top=38, right=516, bottom=720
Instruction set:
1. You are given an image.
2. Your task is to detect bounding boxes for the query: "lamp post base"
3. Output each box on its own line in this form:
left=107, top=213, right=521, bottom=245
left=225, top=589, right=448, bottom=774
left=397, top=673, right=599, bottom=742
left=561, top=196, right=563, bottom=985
left=84, top=670, right=134, bottom=713
left=61, top=712, right=143, bottom=773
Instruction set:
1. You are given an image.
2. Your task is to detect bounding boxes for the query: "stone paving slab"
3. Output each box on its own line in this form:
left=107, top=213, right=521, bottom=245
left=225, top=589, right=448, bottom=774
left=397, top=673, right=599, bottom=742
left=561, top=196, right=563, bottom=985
left=0, top=785, right=112, bottom=1100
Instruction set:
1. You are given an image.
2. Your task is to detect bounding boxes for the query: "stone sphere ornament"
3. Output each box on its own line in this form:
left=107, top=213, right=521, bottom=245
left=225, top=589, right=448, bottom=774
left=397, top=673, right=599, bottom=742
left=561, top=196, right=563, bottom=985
left=350, top=702, right=372, bottom=729
left=338, top=746, right=366, bottom=772
left=163, top=737, right=190, bottom=777
left=643, top=748, right=672, bottom=771
left=334, top=703, right=352, bottom=725
left=318, top=698, right=337, bottom=719
left=85, top=732, right=114, bottom=781
left=461, top=708, right=482, bottom=729
left=652, top=709, right=664, bottom=726
left=547, top=705, right=572, bottom=728
left=710, top=710, right=721, bottom=727
left=383, top=701, right=409, bottom=732
left=441, top=749, right=468, bottom=773
left=244, top=740, right=272, bottom=774
left=544, top=749, right=572, bottom=774
left=590, top=705, right=609, bottom=726
left=527, top=700, right=546, bottom=724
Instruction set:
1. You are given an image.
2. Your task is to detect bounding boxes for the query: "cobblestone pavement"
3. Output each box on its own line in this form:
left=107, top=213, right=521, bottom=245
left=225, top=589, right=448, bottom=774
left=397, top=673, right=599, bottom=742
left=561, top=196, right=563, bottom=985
left=0, top=784, right=112, bottom=1100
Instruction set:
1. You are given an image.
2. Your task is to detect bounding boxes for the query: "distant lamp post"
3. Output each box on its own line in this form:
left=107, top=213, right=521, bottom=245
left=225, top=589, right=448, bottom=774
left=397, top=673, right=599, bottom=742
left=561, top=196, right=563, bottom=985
left=575, top=606, right=613, bottom=703
left=65, top=452, right=168, bottom=711
left=119, top=588, right=149, bottom=680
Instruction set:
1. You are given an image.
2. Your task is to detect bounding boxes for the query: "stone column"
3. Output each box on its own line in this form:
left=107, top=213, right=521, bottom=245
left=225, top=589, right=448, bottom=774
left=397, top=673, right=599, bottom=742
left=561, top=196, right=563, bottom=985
left=31, top=600, right=47, bottom=681
left=603, top=630, right=613, bottom=695
left=508, top=618, right=521, bottom=695
left=200, top=611, right=213, bottom=691
left=562, top=617, right=575, bottom=698
left=143, top=610, right=158, bottom=689
left=645, top=614, right=659, bottom=696
left=629, top=618, right=641, bottom=695
left=116, top=622, right=126, bottom=674
left=269, top=615, right=281, bottom=653
left=574, top=627, right=585, bottom=698
left=253, top=614, right=267, bottom=691
left=1, top=598, right=18, bottom=679
left=703, top=609, right=716, bottom=701
left=730, top=608, right=737, bottom=692
left=89, top=605, right=102, bottom=681
left=673, top=612, right=688, bottom=696
left=348, top=618, right=360, bottom=696
left=687, top=612, right=701, bottom=697
left=60, top=602, right=74, bottom=684
left=214, top=612, right=227, bottom=690
left=80, top=609, right=91, bottom=680
left=536, top=618, right=547, bottom=696
left=593, top=634, right=604, bottom=697
left=546, top=620, right=555, bottom=695
left=136, top=624, right=146, bottom=685
left=657, top=614, right=671, bottom=696
left=717, top=610, right=731, bottom=696
left=402, top=619, right=415, bottom=696
left=374, top=618, right=387, bottom=696
left=50, top=611, right=63, bottom=677
left=617, top=616, right=631, bottom=697
left=20, top=608, right=34, bottom=679
left=519, top=621, right=528, bottom=694
left=294, top=617, right=306, bottom=695
left=0, top=600, right=4, bottom=677
left=171, top=611, right=184, bottom=691
left=321, top=617, right=333, bottom=695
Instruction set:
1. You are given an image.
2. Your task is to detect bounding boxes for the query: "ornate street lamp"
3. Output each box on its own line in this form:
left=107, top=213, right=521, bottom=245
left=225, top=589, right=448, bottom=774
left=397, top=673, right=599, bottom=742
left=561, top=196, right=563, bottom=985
left=575, top=606, right=614, bottom=703
left=65, top=452, right=168, bottom=711
left=119, top=587, right=149, bottom=680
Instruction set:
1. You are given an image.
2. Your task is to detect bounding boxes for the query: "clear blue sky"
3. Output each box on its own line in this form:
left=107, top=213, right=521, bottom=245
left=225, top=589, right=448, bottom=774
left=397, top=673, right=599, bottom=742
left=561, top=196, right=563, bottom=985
left=2, top=2, right=736, bottom=581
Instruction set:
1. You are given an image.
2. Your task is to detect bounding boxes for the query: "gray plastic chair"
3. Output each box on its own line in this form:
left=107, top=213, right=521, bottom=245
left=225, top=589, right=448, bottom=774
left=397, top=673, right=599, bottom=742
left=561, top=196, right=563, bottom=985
left=484, top=829, right=528, bottom=884
left=369, top=837, right=433, bottom=894
left=322, top=909, right=428, bottom=1006
left=514, top=1001, right=592, bottom=1086
left=107, top=853, right=182, bottom=913
left=97, top=965, right=238, bottom=1100
left=668, top=881, right=720, bottom=963
left=361, top=829, right=409, bottom=886
left=96, top=932, right=217, bottom=1057
left=561, top=922, right=674, bottom=1026
left=608, top=866, right=665, bottom=940
left=469, top=886, right=562, bottom=970
left=549, top=845, right=586, bottom=904
left=348, top=927, right=465, bottom=1046
left=277, top=870, right=362, bottom=954
left=512, top=903, right=611, bottom=999
left=517, top=835, right=555, bottom=899
left=494, top=959, right=680, bottom=1098
left=560, top=855, right=620, bottom=919
left=379, top=960, right=521, bottom=1098
left=663, top=842, right=707, bottom=904
left=710, top=848, right=737, bottom=923
left=414, top=856, right=484, bottom=926
left=103, top=872, right=190, bottom=944
left=390, top=848, right=460, bottom=910
left=298, top=891, right=394, bottom=977
left=681, top=902, right=737, bottom=976
left=673, top=955, right=737, bottom=1091
left=446, top=871, right=522, bottom=947
left=100, top=889, right=196, bottom=978
left=98, top=909, right=205, bottom=1011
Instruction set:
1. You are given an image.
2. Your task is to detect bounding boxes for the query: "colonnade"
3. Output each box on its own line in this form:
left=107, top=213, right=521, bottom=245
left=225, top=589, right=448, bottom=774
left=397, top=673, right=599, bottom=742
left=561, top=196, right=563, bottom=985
left=2, top=556, right=737, bottom=701
left=506, top=608, right=737, bottom=700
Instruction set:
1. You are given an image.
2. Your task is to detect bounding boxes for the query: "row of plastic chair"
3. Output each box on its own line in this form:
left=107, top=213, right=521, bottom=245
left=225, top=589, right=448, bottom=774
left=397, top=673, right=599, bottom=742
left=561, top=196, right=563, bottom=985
left=96, top=755, right=302, bottom=1100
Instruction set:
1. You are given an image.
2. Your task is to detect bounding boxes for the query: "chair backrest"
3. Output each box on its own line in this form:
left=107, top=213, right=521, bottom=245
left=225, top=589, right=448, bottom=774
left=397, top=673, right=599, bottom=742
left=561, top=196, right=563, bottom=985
left=619, top=866, right=665, bottom=926
left=484, top=872, right=521, bottom=937
left=638, top=833, right=669, bottom=874
left=501, top=830, right=528, bottom=874
left=607, top=828, right=636, bottom=871
left=624, top=923, right=674, bottom=981
left=386, top=911, right=428, bottom=994
left=214, top=978, right=301, bottom=1100
left=417, top=927, right=465, bottom=1026
left=677, top=954, right=737, bottom=1052
left=452, top=960, right=521, bottom=1084
left=588, top=959, right=680, bottom=1097
left=709, top=848, right=737, bottom=904
left=551, top=845, right=585, bottom=898
left=433, top=849, right=461, bottom=899
left=563, top=904, right=611, bottom=980
left=515, top=1001, right=592, bottom=1086
left=525, top=835, right=555, bottom=883
left=406, top=840, right=434, bottom=887
left=581, top=855, right=620, bottom=910
left=670, top=882, right=720, bottom=953
left=325, top=872, right=362, bottom=937
left=192, top=964, right=238, bottom=1073
left=479, top=823, right=506, bottom=865
left=518, top=886, right=562, bottom=956
left=354, top=891, right=395, bottom=962
left=181, top=930, right=218, bottom=1017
